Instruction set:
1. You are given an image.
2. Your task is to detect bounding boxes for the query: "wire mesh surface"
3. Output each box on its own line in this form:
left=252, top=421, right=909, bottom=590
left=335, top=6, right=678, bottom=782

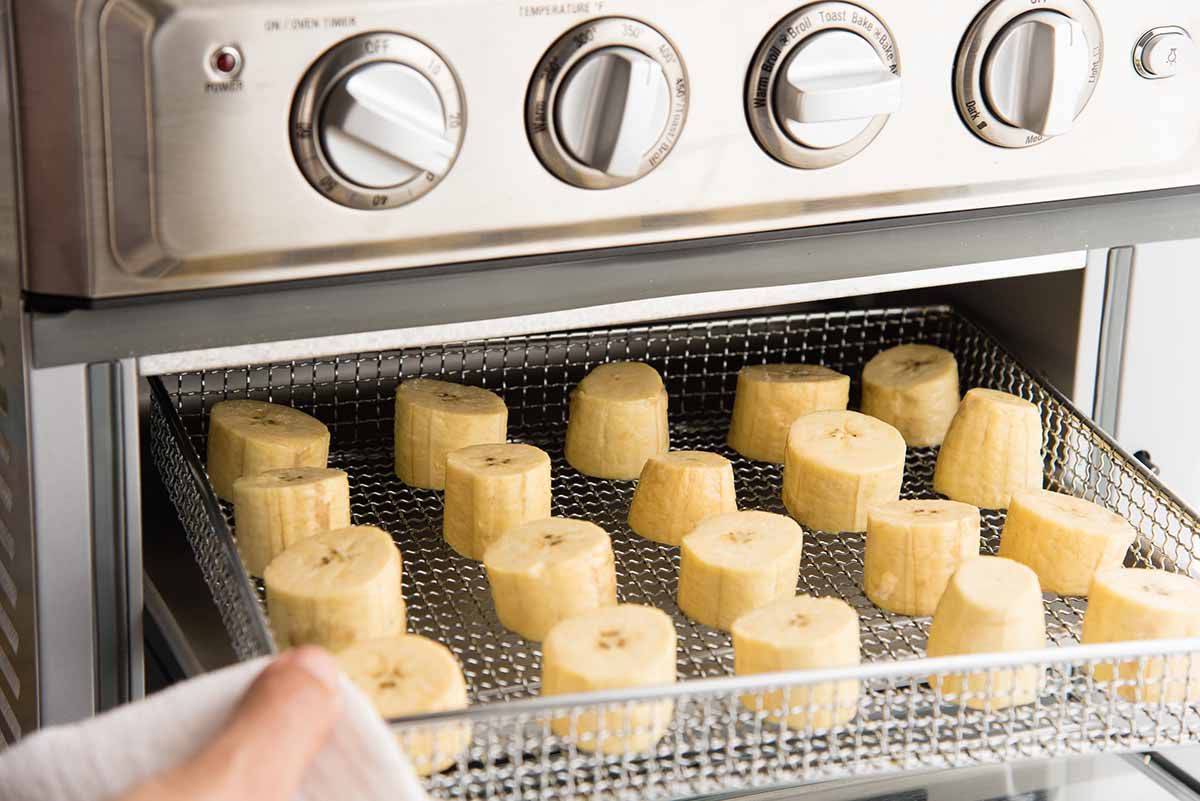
left=148, top=305, right=1200, bottom=798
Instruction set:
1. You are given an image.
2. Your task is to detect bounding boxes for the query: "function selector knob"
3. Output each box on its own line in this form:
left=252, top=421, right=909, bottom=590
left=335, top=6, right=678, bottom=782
left=954, top=0, right=1102, bottom=148
left=527, top=18, right=689, bottom=189
left=291, top=33, right=465, bottom=210
left=747, top=3, right=901, bottom=170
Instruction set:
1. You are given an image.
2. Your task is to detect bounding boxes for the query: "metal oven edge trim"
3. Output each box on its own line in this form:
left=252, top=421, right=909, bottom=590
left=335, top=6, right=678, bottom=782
left=27, top=185, right=1200, bottom=371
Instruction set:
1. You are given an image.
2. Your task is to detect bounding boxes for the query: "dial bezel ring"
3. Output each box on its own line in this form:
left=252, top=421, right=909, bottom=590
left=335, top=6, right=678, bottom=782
left=526, top=17, right=690, bottom=190
left=953, top=0, right=1103, bottom=149
left=290, top=32, right=466, bottom=210
left=746, top=2, right=900, bottom=170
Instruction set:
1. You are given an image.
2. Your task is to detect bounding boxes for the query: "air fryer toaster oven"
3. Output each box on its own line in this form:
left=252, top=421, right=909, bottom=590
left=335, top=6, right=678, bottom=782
left=7, top=1, right=1200, bottom=800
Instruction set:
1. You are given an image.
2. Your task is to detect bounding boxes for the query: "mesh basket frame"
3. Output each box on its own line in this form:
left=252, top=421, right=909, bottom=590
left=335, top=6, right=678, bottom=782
left=146, top=305, right=1200, bottom=799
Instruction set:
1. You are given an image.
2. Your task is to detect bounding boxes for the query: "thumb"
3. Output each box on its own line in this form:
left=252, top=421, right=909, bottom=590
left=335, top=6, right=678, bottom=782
left=147, top=647, right=343, bottom=801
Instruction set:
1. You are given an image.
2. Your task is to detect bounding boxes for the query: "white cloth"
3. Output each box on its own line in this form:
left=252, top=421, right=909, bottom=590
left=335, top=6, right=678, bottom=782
left=0, top=657, right=428, bottom=801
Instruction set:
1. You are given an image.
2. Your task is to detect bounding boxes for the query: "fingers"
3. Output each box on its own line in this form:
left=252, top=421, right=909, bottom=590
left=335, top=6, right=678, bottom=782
left=147, top=647, right=343, bottom=801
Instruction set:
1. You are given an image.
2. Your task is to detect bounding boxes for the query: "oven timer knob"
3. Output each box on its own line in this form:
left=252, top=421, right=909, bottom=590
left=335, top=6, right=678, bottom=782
left=291, top=33, right=465, bottom=210
left=527, top=18, right=690, bottom=189
left=746, top=3, right=902, bottom=170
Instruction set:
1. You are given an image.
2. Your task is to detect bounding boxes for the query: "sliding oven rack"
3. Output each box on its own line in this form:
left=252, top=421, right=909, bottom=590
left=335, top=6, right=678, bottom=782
left=148, top=305, right=1200, bottom=800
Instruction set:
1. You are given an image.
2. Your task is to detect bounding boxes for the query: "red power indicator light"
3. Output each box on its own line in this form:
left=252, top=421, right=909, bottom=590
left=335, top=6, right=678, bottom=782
left=210, top=46, right=242, bottom=78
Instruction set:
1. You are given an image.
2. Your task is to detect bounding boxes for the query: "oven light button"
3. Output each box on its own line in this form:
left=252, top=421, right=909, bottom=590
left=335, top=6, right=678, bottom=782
left=1134, top=27, right=1194, bottom=79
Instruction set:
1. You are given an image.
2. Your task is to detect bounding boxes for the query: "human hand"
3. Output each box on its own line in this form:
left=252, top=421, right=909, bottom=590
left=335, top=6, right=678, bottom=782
left=120, top=647, right=343, bottom=801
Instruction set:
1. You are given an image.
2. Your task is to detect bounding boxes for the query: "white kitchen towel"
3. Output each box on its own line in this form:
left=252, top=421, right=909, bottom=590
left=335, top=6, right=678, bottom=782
left=0, top=656, right=428, bottom=801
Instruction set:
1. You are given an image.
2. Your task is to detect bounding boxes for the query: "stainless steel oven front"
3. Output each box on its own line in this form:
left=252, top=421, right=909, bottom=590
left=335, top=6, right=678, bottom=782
left=6, top=1, right=1200, bottom=800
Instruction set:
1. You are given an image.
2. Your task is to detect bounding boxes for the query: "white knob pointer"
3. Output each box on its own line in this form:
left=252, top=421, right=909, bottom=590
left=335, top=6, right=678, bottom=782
left=554, top=46, right=672, bottom=178
left=774, top=29, right=901, bottom=150
left=983, top=10, right=1093, bottom=137
left=320, top=62, right=457, bottom=189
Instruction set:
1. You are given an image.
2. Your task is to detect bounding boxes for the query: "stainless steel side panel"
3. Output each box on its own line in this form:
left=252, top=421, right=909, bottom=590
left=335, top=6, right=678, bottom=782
left=0, top=0, right=37, bottom=744
left=28, top=365, right=95, bottom=726
left=27, top=360, right=145, bottom=726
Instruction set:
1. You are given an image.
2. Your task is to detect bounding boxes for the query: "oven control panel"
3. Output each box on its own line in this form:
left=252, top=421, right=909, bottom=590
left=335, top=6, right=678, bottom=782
left=41, top=0, right=1200, bottom=295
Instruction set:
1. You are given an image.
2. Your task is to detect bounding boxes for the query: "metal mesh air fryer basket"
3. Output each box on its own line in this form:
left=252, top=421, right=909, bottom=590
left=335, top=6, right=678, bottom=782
left=148, top=305, right=1200, bottom=800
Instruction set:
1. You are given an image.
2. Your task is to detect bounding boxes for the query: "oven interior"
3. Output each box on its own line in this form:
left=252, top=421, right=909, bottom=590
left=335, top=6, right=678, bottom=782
left=135, top=260, right=1200, bottom=798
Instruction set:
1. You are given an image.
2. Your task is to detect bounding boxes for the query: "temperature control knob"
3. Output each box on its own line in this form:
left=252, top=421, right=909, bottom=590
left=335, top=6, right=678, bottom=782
left=955, top=0, right=1102, bottom=148
left=747, top=3, right=901, bottom=170
left=555, top=47, right=672, bottom=178
left=527, top=18, right=689, bottom=189
left=292, top=33, right=465, bottom=209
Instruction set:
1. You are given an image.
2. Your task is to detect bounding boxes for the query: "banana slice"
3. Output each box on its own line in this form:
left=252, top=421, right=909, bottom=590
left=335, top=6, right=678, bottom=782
left=264, top=525, right=405, bottom=650
left=394, top=378, right=508, bottom=490
left=443, top=443, right=553, bottom=560
left=861, top=344, right=960, bottom=447
left=677, top=510, right=804, bottom=631
left=998, top=489, right=1136, bottom=596
left=628, top=450, right=738, bottom=546
left=727, top=364, right=850, bottom=463
left=1082, top=568, right=1200, bottom=702
left=232, top=466, right=352, bottom=576
left=542, top=604, right=676, bottom=754
left=483, top=517, right=617, bottom=641
left=732, top=595, right=861, bottom=729
left=336, top=635, right=470, bottom=776
left=207, top=400, right=330, bottom=501
left=926, top=557, right=1046, bottom=709
left=933, top=388, right=1043, bottom=509
left=782, top=410, right=906, bottom=533
left=564, top=362, right=669, bottom=480
left=863, top=499, right=981, bottom=616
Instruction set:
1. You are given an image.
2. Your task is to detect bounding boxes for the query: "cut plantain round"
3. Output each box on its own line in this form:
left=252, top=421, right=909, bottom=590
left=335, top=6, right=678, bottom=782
left=782, top=410, right=906, bottom=533
left=264, top=525, right=405, bottom=651
left=542, top=604, right=676, bottom=754
left=628, top=450, right=737, bottom=546
left=727, top=364, right=850, bottom=463
left=1082, top=568, right=1200, bottom=702
left=926, top=556, right=1046, bottom=709
left=483, top=517, right=617, bottom=641
left=564, top=362, right=669, bottom=480
left=677, top=510, right=804, bottom=631
left=336, top=635, right=470, bottom=775
left=732, top=595, right=861, bottom=729
left=861, top=344, right=959, bottom=447
left=864, top=498, right=981, bottom=616
left=443, top=442, right=552, bottom=560
left=233, top=466, right=351, bottom=576
left=998, top=489, right=1136, bottom=596
left=393, top=378, right=508, bottom=491
left=933, top=388, right=1043, bottom=509
left=207, top=400, right=330, bottom=501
